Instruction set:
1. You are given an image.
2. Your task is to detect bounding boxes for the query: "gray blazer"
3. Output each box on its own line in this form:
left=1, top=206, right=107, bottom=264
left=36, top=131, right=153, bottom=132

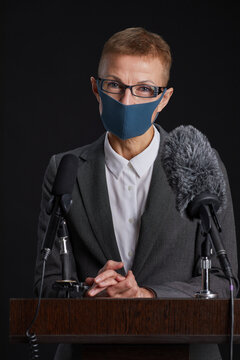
left=34, top=124, right=239, bottom=299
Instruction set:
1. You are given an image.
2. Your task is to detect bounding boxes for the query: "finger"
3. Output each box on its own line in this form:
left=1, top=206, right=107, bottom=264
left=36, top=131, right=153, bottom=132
left=88, top=274, right=118, bottom=293
left=94, top=289, right=109, bottom=297
left=110, top=288, right=137, bottom=298
left=127, top=270, right=134, bottom=277
left=95, top=270, right=124, bottom=284
left=106, top=278, right=132, bottom=296
left=85, top=277, right=95, bottom=285
left=87, top=277, right=119, bottom=296
left=97, top=278, right=120, bottom=288
left=105, top=271, right=139, bottom=297
left=87, top=272, right=124, bottom=296
left=100, top=260, right=124, bottom=273
left=115, top=274, right=126, bottom=282
left=108, top=283, right=140, bottom=298
left=87, top=285, right=108, bottom=297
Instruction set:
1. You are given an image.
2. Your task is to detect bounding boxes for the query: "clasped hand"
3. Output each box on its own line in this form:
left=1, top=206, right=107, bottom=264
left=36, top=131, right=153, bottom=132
left=85, top=260, right=154, bottom=298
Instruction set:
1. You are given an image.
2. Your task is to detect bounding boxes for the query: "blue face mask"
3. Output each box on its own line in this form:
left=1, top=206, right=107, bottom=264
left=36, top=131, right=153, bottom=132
left=97, top=84, right=167, bottom=140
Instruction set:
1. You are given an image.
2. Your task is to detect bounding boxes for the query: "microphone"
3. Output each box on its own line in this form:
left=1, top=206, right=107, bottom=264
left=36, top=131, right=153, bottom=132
left=161, top=125, right=226, bottom=216
left=41, top=154, right=78, bottom=256
left=161, top=125, right=233, bottom=279
left=52, top=154, right=78, bottom=196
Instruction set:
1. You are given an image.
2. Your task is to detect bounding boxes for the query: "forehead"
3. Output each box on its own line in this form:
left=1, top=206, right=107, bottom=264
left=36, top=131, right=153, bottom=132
left=98, top=53, right=167, bottom=84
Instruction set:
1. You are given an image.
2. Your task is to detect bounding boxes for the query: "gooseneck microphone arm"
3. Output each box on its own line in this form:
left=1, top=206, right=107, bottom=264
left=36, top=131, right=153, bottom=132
left=200, top=204, right=233, bottom=280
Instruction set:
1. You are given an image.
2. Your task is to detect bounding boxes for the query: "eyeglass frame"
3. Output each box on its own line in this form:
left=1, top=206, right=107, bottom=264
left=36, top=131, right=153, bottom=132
left=98, top=78, right=167, bottom=98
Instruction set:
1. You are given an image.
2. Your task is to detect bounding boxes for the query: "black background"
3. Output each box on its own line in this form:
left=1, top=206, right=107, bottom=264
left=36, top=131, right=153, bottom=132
left=2, top=0, right=240, bottom=359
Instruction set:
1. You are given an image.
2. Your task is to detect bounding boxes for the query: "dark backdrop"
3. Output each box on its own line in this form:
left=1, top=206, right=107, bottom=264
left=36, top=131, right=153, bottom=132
left=2, top=1, right=240, bottom=359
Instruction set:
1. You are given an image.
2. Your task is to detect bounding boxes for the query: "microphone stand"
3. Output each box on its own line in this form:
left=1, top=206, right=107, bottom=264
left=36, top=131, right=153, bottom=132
left=188, top=193, right=233, bottom=278
left=53, top=219, right=79, bottom=298
left=195, top=234, right=218, bottom=299
left=42, top=194, right=88, bottom=298
left=189, top=193, right=235, bottom=359
left=194, top=199, right=218, bottom=298
left=52, top=217, right=89, bottom=298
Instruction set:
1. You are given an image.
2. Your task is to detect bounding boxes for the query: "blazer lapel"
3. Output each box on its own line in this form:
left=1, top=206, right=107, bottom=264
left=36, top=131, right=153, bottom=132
left=76, top=135, right=124, bottom=273
left=131, top=126, right=173, bottom=278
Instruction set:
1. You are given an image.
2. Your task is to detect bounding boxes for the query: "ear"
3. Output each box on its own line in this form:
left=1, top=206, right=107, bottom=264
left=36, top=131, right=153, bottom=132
left=157, top=87, right=174, bottom=112
left=90, top=76, right=100, bottom=103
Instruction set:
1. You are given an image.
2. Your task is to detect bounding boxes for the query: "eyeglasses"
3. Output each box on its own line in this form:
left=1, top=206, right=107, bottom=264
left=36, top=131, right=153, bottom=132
left=98, top=78, right=166, bottom=98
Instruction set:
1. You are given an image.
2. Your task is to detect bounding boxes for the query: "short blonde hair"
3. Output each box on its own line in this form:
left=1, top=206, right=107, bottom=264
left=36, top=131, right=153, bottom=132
left=98, top=27, right=172, bottom=84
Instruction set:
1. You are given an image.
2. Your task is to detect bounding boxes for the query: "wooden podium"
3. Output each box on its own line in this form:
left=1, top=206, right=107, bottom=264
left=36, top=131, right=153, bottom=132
left=9, top=298, right=240, bottom=359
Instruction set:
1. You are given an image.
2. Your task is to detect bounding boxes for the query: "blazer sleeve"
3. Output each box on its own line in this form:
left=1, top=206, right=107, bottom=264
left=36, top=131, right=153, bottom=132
left=33, top=155, right=79, bottom=297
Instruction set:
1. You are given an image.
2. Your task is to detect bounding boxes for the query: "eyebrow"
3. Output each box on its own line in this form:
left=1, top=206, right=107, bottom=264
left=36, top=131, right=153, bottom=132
left=103, top=75, right=157, bottom=85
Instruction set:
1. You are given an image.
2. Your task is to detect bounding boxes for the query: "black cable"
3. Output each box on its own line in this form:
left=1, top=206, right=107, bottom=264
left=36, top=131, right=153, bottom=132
left=229, top=278, right=234, bottom=360
left=25, top=249, right=50, bottom=359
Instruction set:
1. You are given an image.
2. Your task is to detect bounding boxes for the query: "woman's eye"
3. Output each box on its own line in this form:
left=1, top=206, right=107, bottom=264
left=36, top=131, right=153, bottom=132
left=108, top=81, right=120, bottom=89
left=138, top=86, right=152, bottom=92
left=135, top=85, right=155, bottom=97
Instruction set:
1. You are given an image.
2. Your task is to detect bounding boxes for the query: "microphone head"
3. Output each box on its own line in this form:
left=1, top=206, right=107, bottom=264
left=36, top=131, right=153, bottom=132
left=52, top=154, right=79, bottom=196
left=161, top=125, right=227, bottom=217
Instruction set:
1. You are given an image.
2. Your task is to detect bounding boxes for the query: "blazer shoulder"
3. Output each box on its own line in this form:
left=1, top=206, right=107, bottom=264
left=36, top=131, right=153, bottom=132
left=53, top=133, right=106, bottom=165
